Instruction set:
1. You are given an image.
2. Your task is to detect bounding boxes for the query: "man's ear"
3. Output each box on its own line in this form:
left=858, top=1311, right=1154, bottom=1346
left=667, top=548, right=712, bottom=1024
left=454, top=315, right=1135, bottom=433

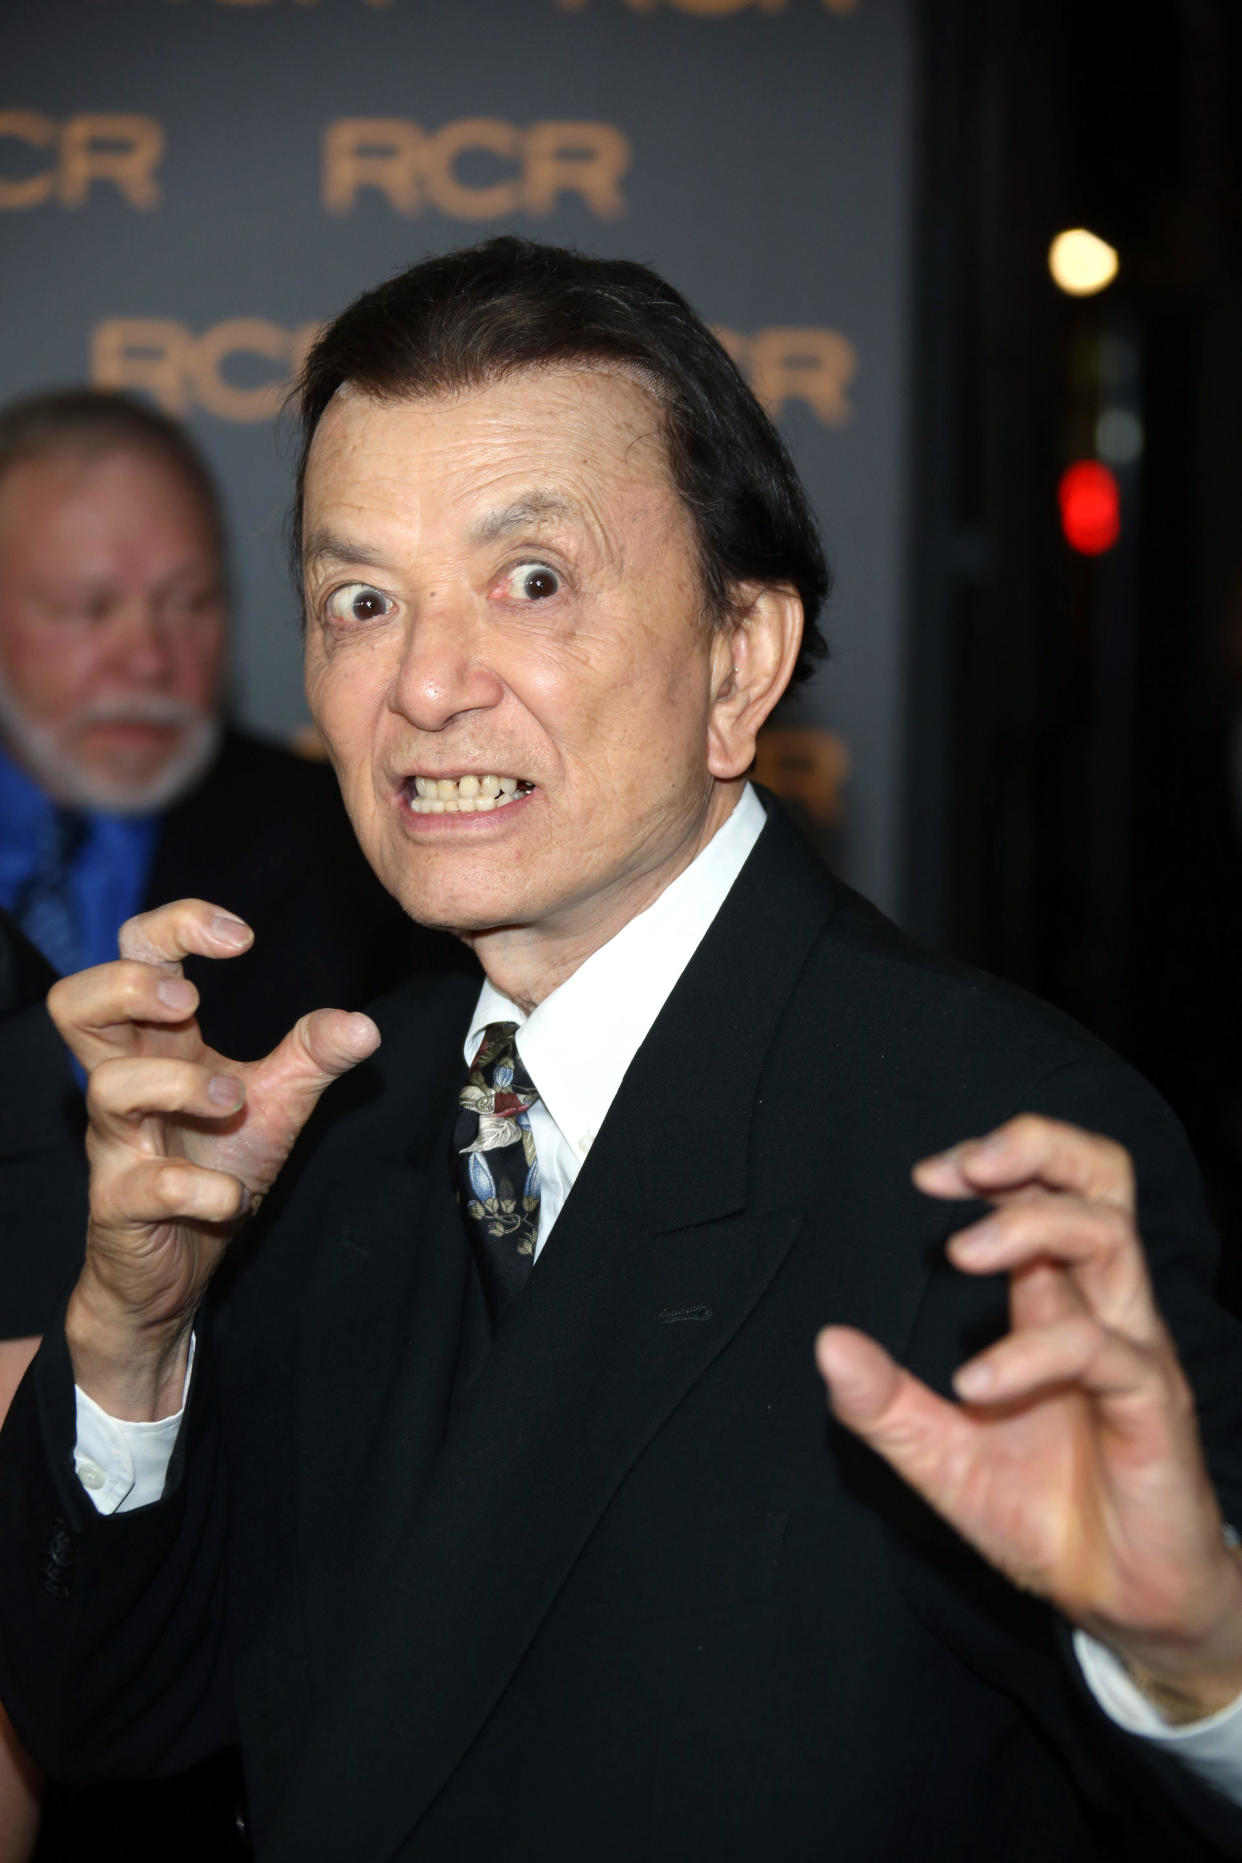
left=706, top=584, right=804, bottom=781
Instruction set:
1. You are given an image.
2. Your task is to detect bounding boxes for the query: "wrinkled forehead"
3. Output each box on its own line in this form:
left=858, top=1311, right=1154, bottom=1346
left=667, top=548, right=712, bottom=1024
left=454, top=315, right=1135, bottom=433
left=303, top=364, right=682, bottom=547
left=310, top=360, right=671, bottom=480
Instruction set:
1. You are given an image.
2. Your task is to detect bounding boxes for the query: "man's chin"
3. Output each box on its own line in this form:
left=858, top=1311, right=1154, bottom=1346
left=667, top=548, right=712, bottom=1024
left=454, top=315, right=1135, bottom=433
left=5, top=717, right=222, bottom=815
left=382, top=875, right=525, bottom=941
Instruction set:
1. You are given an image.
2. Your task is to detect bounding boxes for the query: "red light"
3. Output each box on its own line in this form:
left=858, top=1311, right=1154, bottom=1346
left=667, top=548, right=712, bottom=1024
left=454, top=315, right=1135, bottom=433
left=1058, top=461, right=1121, bottom=555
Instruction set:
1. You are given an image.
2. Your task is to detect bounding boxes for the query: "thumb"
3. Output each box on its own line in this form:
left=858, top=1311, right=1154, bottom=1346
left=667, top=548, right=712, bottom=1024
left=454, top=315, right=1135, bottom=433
left=815, top=1324, right=970, bottom=1499
left=815, top=1326, right=904, bottom=1432
left=252, top=1008, right=381, bottom=1130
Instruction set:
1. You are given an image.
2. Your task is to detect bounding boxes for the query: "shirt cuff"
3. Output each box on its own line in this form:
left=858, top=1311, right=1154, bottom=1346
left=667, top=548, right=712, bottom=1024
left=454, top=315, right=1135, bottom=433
left=72, top=1334, right=196, bottom=1517
left=1075, top=1628, right=1242, bottom=1804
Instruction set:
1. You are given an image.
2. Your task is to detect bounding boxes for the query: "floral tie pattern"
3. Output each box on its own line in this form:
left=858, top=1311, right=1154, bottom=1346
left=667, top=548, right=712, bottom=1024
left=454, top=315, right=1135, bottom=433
left=452, top=1021, right=541, bottom=1318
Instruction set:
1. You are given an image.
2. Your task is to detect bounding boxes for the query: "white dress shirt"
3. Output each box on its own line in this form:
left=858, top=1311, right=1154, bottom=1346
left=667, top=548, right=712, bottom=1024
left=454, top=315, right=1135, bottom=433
left=72, top=782, right=1242, bottom=1799
left=463, top=782, right=768, bottom=1258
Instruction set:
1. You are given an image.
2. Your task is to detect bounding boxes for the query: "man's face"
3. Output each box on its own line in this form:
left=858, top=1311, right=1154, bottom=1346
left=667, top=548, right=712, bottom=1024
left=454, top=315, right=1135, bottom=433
left=0, top=447, right=226, bottom=811
left=302, top=368, right=739, bottom=959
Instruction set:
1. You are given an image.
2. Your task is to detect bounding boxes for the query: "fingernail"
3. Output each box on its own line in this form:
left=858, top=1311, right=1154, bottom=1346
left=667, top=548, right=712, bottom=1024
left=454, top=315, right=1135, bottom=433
left=916, top=1142, right=975, bottom=1175
left=208, top=1075, right=245, bottom=1110
left=955, top=1360, right=993, bottom=1398
left=157, top=978, right=196, bottom=1010
left=211, top=913, right=251, bottom=950
left=951, top=1220, right=999, bottom=1257
left=970, top=1131, right=1008, bottom=1158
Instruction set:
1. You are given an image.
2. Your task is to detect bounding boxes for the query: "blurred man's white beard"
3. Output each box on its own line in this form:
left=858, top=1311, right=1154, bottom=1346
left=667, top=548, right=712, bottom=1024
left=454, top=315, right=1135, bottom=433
left=0, top=675, right=221, bottom=815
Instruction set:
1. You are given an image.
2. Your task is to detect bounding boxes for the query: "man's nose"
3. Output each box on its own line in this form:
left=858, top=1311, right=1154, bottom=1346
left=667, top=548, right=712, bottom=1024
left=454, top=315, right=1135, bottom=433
left=389, top=596, right=503, bottom=731
left=105, top=597, right=177, bottom=684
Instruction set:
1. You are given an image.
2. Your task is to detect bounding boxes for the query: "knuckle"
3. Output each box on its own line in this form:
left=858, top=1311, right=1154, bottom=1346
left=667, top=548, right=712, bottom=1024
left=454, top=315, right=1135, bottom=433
left=151, top=1160, right=192, bottom=1212
left=1107, top=1139, right=1137, bottom=1202
left=1162, top=1357, right=1195, bottom=1419
left=1067, top=1314, right=1106, bottom=1361
left=119, top=899, right=198, bottom=964
left=116, top=963, right=156, bottom=1012
left=88, top=1169, right=126, bottom=1226
left=85, top=1056, right=125, bottom=1115
left=116, top=911, right=154, bottom=960
left=45, top=976, right=73, bottom=1028
left=1099, top=1203, right=1134, bottom=1249
left=999, top=1113, right=1050, bottom=1156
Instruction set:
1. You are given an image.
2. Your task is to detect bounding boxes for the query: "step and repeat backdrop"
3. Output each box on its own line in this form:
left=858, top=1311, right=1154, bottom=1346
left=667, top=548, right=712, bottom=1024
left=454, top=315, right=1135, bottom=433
left=2, top=0, right=912, bottom=914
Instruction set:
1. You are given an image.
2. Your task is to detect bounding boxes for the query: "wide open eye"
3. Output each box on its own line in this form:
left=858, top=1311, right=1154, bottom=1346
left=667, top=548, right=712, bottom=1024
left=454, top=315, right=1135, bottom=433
left=499, top=562, right=561, bottom=602
left=324, top=583, right=394, bottom=625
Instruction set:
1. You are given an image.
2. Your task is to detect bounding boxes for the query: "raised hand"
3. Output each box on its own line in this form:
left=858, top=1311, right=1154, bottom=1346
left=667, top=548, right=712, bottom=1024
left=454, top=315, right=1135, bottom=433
left=49, top=898, right=380, bottom=1420
left=816, top=1116, right=1242, bottom=1718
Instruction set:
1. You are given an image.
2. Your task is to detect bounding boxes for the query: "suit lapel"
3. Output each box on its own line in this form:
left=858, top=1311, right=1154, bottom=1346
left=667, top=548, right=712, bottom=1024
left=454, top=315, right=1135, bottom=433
left=266, top=980, right=479, bottom=1628
left=290, top=1130, right=470, bottom=1627
left=266, top=805, right=841, bottom=1861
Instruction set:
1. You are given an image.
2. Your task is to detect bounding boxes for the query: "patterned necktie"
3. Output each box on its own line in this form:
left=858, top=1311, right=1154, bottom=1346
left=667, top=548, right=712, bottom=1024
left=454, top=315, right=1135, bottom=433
left=452, top=1021, right=541, bottom=1320
left=12, top=807, right=87, bottom=978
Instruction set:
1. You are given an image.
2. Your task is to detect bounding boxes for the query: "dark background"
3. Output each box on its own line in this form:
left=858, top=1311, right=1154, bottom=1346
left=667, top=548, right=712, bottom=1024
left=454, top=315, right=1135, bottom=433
left=906, top=0, right=1242, bottom=1305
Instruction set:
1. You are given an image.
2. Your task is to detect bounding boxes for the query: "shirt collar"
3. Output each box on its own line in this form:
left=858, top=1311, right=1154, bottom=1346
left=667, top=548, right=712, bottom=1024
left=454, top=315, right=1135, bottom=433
left=464, top=783, right=767, bottom=1163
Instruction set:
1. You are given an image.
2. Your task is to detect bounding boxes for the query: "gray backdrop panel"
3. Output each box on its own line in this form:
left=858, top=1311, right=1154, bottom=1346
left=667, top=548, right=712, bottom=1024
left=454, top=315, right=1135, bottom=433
left=1, top=0, right=911, bottom=914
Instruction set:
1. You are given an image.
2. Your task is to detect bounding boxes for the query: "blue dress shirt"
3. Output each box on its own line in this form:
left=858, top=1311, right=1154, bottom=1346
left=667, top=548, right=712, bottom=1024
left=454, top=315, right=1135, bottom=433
left=0, top=743, right=160, bottom=978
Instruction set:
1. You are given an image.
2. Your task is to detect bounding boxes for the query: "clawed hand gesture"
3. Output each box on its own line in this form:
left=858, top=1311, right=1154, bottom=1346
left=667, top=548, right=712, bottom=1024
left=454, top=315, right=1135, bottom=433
left=818, top=1117, right=1242, bottom=1715
left=49, top=902, right=1242, bottom=1714
left=50, top=897, right=379, bottom=1419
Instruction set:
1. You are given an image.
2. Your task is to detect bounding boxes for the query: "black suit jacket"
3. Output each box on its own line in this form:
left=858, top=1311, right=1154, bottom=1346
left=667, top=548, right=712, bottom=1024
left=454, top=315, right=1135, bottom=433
left=0, top=910, right=88, bottom=1340
left=2, top=803, right=1241, bottom=1860
left=0, top=730, right=474, bottom=1339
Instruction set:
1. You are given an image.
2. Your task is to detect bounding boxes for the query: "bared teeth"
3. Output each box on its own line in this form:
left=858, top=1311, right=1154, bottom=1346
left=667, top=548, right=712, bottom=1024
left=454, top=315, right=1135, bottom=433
left=407, top=773, right=528, bottom=815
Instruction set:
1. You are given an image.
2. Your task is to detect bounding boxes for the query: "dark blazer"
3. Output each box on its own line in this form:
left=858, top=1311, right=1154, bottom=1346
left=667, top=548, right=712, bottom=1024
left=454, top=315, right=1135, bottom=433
left=0, top=729, right=474, bottom=1340
left=0, top=909, right=88, bottom=1338
left=2, top=803, right=1241, bottom=1861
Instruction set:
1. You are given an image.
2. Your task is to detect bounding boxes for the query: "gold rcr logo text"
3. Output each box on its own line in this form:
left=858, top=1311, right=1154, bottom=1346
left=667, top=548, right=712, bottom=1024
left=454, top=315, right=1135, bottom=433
left=0, top=113, right=631, bottom=222
left=0, top=113, right=162, bottom=209
left=323, top=120, right=630, bottom=220
left=90, top=317, right=857, bottom=427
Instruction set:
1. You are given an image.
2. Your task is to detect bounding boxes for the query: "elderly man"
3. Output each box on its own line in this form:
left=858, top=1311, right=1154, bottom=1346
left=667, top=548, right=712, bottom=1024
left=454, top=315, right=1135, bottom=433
left=1, top=241, right=1241, bottom=1861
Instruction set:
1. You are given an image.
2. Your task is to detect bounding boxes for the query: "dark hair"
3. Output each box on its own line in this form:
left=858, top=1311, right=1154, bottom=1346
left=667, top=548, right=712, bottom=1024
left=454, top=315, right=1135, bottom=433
left=0, top=386, right=226, bottom=553
left=291, top=237, right=829, bottom=682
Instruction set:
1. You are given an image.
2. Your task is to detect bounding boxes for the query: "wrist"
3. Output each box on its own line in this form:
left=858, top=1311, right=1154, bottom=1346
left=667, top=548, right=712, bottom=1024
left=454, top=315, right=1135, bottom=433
left=1119, top=1659, right=1242, bottom=1726
left=1105, top=1545, right=1242, bottom=1725
left=65, top=1275, right=195, bottom=1422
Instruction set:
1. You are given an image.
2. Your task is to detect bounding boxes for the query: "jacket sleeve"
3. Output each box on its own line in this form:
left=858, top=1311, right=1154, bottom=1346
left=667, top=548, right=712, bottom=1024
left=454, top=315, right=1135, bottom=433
left=0, top=1304, right=235, bottom=1781
left=897, top=1049, right=1242, bottom=1858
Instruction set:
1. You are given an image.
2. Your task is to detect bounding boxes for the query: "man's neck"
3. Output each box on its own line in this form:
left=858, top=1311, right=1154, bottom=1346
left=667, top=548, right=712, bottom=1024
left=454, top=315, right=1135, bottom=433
left=464, top=779, right=744, bottom=1012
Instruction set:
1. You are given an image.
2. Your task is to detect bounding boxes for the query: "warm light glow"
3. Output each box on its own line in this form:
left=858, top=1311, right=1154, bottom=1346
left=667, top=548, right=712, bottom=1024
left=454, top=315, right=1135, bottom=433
left=1059, top=461, right=1121, bottom=554
left=1048, top=228, right=1119, bottom=297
